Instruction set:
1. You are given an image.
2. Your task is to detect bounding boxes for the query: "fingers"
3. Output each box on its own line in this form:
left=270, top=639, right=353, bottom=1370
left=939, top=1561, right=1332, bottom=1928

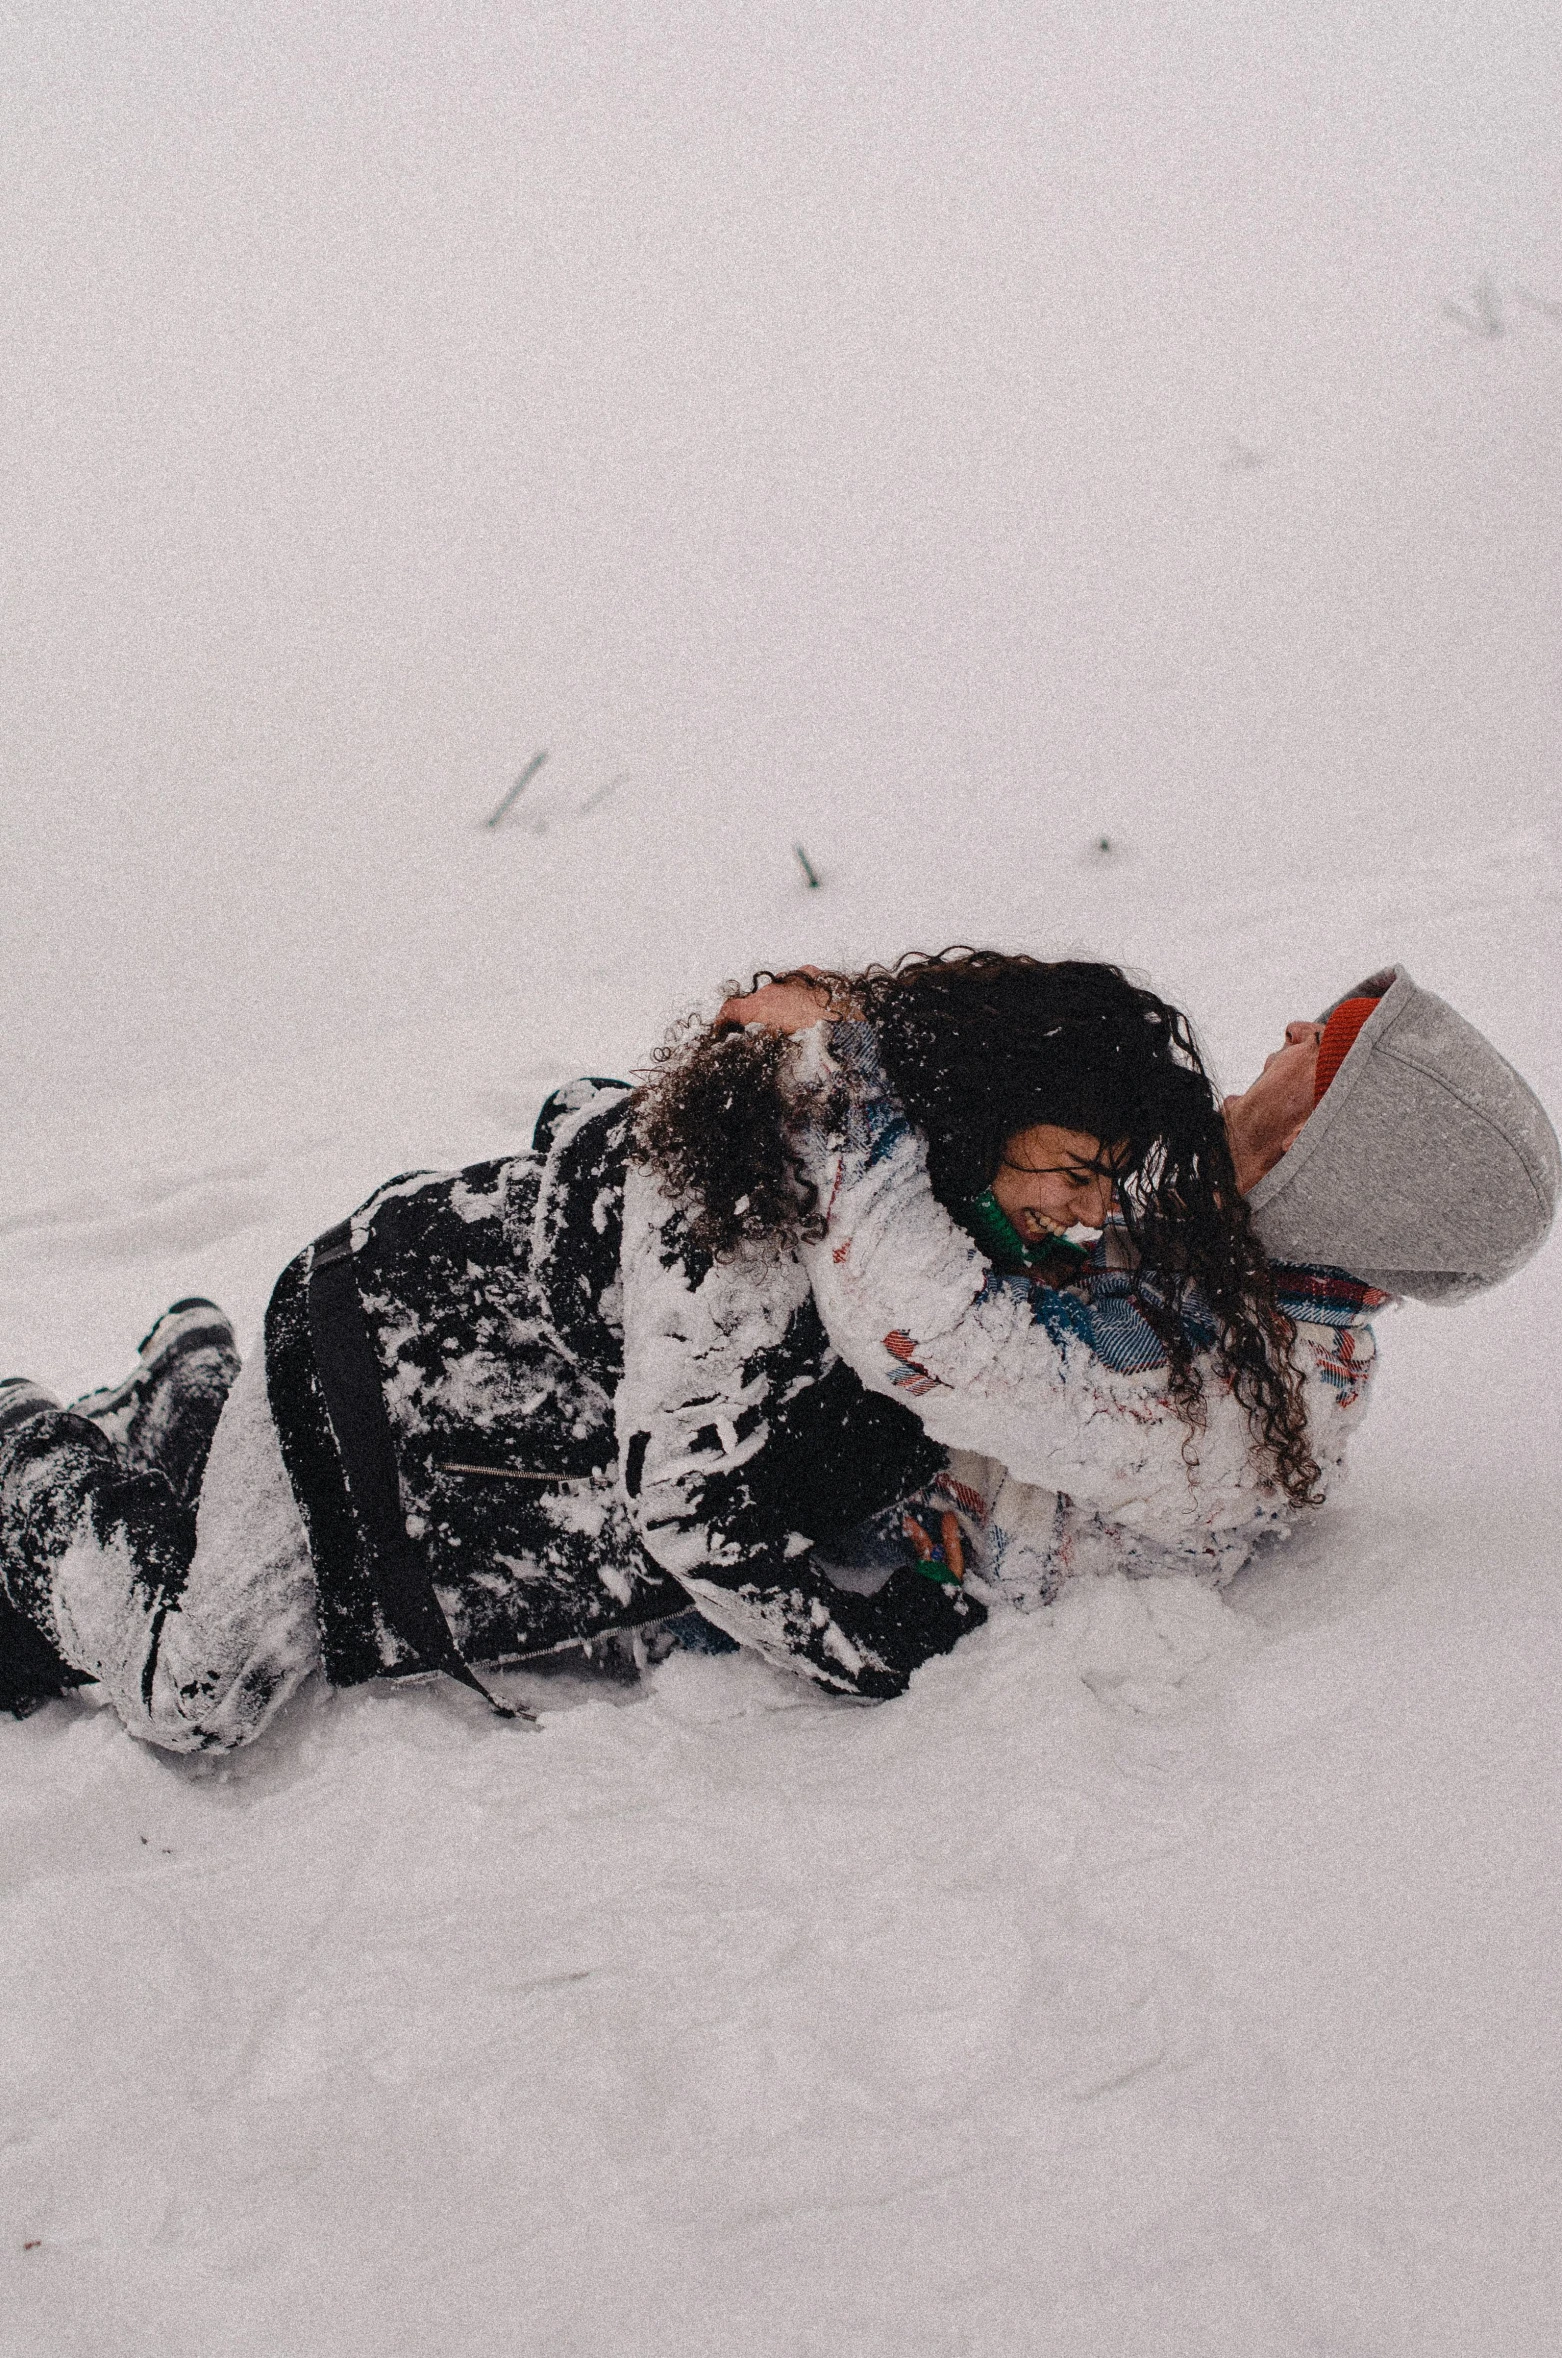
left=903, top=1511, right=966, bottom=1585
left=716, top=976, right=833, bottom=1033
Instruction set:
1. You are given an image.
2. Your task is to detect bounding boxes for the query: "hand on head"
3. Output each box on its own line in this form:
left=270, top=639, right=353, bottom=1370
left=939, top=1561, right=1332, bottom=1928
left=716, top=967, right=836, bottom=1033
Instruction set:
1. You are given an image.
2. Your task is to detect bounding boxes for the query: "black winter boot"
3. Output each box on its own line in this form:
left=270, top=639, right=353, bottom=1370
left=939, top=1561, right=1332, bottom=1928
left=72, top=1298, right=240, bottom=1507
left=1, top=1391, right=199, bottom=1721
left=0, top=1382, right=98, bottom=1715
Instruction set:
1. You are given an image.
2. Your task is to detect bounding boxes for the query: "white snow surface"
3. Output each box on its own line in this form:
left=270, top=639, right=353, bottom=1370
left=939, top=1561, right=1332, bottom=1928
left=4, top=7, right=1561, bottom=2353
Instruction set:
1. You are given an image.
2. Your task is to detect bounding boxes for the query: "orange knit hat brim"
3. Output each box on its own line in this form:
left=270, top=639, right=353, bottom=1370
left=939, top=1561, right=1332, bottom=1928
left=1314, top=997, right=1379, bottom=1104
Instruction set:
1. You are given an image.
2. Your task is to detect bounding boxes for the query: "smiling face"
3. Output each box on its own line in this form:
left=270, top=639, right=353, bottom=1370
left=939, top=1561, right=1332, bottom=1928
left=1222, top=1019, right=1325, bottom=1192
left=990, top=1122, right=1125, bottom=1243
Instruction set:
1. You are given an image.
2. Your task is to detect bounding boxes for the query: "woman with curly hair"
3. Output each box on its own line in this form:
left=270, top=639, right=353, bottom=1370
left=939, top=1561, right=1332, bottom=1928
left=637, top=951, right=1323, bottom=1493
left=0, top=950, right=1383, bottom=1746
left=622, top=951, right=1374, bottom=1642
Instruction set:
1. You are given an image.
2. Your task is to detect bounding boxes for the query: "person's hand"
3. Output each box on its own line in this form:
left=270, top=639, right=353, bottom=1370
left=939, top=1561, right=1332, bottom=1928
left=716, top=967, right=836, bottom=1033
left=902, top=1509, right=967, bottom=1585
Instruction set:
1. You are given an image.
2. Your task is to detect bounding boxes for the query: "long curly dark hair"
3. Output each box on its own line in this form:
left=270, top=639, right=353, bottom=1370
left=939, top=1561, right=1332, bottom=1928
left=632, top=950, right=1320, bottom=1505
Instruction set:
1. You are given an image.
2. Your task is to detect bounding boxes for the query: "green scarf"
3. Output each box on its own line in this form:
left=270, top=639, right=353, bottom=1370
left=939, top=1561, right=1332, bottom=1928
left=962, top=1189, right=1092, bottom=1279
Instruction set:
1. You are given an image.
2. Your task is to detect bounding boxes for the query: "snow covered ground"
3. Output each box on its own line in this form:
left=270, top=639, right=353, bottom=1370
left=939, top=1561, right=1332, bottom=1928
left=3, top=7, right=1560, bottom=2353
left=3, top=830, right=1557, bottom=2357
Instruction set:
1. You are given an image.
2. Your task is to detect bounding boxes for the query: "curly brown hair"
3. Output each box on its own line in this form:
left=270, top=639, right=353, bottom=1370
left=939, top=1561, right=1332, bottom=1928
left=631, top=949, right=1320, bottom=1506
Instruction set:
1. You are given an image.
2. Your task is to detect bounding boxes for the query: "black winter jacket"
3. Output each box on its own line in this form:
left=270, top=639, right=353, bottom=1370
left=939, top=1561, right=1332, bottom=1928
left=265, top=1082, right=983, bottom=1699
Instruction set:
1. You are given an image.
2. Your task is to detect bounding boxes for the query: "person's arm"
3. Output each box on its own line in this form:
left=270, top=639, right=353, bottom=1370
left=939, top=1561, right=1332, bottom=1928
left=955, top=1257, right=1382, bottom=1593
left=1264, top=1261, right=1383, bottom=1474
left=614, top=1161, right=984, bottom=1698
left=790, top=1024, right=1316, bottom=1539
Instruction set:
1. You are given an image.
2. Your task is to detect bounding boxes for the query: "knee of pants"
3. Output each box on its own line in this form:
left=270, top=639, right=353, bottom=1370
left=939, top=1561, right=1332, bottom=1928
left=136, top=1598, right=323, bottom=1753
left=56, top=1543, right=323, bottom=1755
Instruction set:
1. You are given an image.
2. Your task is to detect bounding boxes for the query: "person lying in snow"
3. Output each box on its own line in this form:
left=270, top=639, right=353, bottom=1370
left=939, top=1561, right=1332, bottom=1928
left=3, top=947, right=1283, bottom=1744
left=0, top=955, right=1553, bottom=1746
left=728, top=959, right=1559, bottom=1611
left=0, top=955, right=1302, bottom=1741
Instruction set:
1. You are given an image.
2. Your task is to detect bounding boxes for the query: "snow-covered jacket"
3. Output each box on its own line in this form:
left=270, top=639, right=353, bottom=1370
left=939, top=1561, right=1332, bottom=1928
left=264, top=1079, right=970, bottom=1699
left=767, top=1023, right=1382, bottom=1590
left=919, top=1263, right=1382, bottom=1612
left=266, top=1030, right=1379, bottom=1707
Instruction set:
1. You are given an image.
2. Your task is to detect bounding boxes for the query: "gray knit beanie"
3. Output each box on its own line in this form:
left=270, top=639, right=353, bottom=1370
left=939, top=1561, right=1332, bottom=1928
left=1246, top=965, right=1560, bottom=1303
